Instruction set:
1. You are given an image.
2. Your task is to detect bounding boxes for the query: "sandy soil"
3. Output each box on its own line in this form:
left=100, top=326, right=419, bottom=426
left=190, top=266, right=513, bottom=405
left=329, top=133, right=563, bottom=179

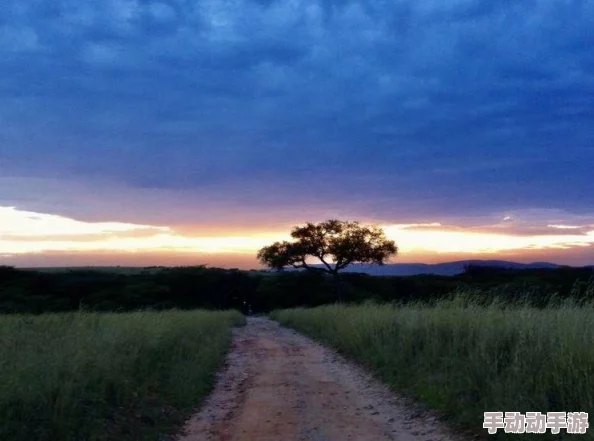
left=175, top=317, right=465, bottom=441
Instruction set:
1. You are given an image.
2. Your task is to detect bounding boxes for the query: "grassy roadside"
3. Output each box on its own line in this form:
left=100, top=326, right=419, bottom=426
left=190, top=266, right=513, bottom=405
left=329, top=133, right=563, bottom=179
left=271, top=298, right=594, bottom=440
left=0, top=309, right=244, bottom=441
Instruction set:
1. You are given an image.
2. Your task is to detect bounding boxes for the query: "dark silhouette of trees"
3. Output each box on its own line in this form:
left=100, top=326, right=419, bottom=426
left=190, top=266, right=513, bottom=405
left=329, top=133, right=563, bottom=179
left=1, top=264, right=593, bottom=314
left=257, top=219, right=398, bottom=301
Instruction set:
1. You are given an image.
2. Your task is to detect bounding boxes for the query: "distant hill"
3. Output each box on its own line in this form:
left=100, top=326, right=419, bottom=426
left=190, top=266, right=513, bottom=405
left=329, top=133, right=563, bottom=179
left=20, top=260, right=593, bottom=277
left=285, top=260, right=580, bottom=276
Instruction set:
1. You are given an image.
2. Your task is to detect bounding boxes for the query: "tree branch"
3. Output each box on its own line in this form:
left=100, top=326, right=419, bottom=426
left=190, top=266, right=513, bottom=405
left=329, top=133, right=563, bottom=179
left=318, top=256, right=334, bottom=273
left=336, top=258, right=353, bottom=271
left=293, top=260, right=329, bottom=274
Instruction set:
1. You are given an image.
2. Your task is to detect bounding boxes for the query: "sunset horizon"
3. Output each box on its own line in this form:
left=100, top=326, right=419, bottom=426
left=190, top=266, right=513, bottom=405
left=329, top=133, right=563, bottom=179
left=2, top=205, right=594, bottom=269
left=2, top=0, right=593, bottom=269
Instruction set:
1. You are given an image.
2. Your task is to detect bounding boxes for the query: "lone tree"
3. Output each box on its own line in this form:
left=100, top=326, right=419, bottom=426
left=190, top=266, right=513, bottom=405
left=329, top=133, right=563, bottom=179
left=257, top=219, right=398, bottom=301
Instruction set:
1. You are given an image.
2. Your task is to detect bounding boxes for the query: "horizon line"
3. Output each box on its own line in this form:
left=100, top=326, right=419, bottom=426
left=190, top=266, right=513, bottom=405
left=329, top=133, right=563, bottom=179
left=11, top=258, right=594, bottom=270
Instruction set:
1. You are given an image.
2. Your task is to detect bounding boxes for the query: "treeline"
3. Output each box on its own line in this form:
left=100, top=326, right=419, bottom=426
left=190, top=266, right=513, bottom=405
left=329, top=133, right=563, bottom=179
left=1, top=264, right=593, bottom=314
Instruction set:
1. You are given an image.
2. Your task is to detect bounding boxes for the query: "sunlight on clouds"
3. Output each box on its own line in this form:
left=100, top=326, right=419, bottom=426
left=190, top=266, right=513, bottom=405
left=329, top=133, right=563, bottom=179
left=389, top=222, right=442, bottom=229
left=548, top=224, right=584, bottom=230
left=0, top=233, right=292, bottom=255
left=1, top=207, right=594, bottom=257
left=0, top=207, right=170, bottom=237
left=381, top=224, right=594, bottom=254
left=0, top=207, right=290, bottom=255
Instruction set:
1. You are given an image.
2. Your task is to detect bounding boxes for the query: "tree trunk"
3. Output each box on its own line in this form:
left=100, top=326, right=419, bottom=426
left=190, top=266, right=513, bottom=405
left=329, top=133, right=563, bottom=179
left=333, top=272, right=343, bottom=303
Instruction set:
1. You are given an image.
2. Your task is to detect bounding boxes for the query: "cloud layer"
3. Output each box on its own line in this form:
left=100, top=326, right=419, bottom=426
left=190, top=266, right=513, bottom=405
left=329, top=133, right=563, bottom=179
left=1, top=0, right=593, bottom=264
left=2, top=207, right=594, bottom=267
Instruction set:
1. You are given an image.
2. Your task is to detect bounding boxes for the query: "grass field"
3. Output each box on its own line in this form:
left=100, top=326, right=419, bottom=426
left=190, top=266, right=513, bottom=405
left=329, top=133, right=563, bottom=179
left=271, top=297, right=594, bottom=440
left=0, top=309, right=244, bottom=441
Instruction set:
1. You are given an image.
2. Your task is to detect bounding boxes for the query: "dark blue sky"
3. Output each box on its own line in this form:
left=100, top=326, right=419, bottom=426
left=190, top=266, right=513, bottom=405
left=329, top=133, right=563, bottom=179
left=1, top=0, right=593, bottom=244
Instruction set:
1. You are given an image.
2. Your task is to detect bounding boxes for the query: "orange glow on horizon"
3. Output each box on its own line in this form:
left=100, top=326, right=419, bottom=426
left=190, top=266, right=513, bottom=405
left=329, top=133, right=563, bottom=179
left=1, top=207, right=594, bottom=263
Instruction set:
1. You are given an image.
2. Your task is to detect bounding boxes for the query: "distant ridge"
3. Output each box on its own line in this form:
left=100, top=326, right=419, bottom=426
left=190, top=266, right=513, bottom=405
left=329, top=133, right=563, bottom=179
left=286, top=260, right=592, bottom=276
left=18, top=260, right=593, bottom=277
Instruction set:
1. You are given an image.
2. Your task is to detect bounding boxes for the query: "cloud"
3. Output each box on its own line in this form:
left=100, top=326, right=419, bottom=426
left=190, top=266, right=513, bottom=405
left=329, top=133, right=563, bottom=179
left=382, top=224, right=594, bottom=255
left=548, top=224, right=587, bottom=230
left=0, top=26, right=40, bottom=51
left=2, top=207, right=593, bottom=264
left=389, top=223, right=443, bottom=229
left=0, top=206, right=292, bottom=255
left=0, top=206, right=170, bottom=238
left=0, top=0, right=592, bottom=241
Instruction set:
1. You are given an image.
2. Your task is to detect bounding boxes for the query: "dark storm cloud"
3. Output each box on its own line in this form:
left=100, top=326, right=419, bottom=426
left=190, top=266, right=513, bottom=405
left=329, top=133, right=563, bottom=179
left=1, top=0, right=593, bottom=221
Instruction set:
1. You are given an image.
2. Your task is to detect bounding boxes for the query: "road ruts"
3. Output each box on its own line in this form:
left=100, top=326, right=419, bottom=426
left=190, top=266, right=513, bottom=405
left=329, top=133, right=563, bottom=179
left=175, top=317, right=465, bottom=441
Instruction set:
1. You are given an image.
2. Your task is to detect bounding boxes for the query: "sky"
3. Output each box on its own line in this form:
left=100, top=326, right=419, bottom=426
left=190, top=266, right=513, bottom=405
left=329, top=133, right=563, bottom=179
left=1, top=0, right=593, bottom=268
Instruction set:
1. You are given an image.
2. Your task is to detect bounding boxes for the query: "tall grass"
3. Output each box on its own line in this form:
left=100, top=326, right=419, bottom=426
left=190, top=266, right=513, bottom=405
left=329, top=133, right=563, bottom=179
left=0, top=309, right=244, bottom=441
left=271, top=297, right=594, bottom=440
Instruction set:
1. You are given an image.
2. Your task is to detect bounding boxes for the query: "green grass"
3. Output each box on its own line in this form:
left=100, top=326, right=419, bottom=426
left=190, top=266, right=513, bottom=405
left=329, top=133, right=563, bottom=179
left=271, top=297, right=594, bottom=440
left=0, top=309, right=244, bottom=441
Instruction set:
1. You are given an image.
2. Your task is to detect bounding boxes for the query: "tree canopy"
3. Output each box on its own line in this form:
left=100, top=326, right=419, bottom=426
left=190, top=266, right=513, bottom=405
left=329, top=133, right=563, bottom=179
left=257, top=219, right=398, bottom=275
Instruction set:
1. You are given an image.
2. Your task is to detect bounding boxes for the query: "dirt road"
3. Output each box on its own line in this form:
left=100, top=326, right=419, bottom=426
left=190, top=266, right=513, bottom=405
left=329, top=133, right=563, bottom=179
left=176, top=317, right=462, bottom=441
